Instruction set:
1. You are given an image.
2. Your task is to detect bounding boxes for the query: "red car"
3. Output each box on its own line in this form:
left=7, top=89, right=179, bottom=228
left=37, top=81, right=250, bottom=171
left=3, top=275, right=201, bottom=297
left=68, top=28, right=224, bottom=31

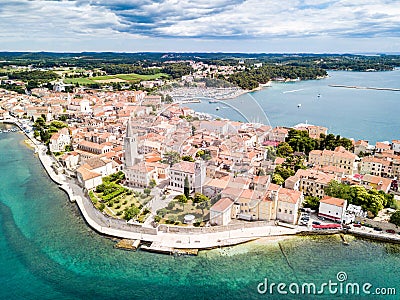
left=353, top=224, right=362, bottom=228
left=386, top=229, right=395, bottom=234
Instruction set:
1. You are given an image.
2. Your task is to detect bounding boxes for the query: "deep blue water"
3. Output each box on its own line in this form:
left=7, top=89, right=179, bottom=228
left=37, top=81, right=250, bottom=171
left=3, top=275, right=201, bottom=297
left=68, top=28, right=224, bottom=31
left=186, top=70, right=400, bottom=143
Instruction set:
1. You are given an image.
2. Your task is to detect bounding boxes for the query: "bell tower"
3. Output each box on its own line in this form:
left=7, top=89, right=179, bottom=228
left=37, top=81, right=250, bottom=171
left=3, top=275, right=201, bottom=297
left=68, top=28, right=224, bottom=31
left=124, top=118, right=139, bottom=168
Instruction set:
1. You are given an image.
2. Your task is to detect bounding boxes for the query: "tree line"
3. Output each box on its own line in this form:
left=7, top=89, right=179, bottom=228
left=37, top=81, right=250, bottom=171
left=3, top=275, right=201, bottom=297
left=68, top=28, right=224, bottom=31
left=226, top=65, right=327, bottom=90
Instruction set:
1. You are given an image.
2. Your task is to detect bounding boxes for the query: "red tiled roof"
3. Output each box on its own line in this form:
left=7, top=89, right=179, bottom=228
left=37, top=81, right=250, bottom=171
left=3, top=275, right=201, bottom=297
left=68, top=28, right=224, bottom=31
left=211, top=197, right=233, bottom=212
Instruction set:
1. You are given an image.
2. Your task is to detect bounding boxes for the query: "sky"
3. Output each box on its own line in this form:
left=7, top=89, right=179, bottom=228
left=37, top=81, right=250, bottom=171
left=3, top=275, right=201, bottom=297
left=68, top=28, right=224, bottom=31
left=1, top=0, right=400, bottom=53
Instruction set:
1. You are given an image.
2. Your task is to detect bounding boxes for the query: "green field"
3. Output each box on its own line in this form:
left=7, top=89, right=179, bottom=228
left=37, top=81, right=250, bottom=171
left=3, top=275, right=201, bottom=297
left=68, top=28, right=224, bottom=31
left=63, top=77, right=95, bottom=85
left=64, top=72, right=169, bottom=85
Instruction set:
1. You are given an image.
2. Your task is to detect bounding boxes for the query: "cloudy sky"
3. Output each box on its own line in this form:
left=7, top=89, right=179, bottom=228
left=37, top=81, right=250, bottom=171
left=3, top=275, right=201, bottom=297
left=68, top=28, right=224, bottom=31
left=1, top=0, right=400, bottom=53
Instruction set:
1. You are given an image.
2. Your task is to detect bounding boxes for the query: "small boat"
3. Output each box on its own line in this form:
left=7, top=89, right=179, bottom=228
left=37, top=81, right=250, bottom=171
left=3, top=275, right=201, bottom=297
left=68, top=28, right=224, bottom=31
left=297, top=104, right=301, bottom=108
left=216, top=106, right=220, bottom=110
left=209, top=100, right=218, bottom=103
left=317, top=94, right=321, bottom=98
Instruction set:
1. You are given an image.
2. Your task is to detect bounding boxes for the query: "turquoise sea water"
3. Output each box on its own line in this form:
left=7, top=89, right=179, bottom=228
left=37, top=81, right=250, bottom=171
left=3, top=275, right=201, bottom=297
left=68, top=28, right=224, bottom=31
left=1, top=125, right=400, bottom=299
left=186, top=70, right=400, bottom=143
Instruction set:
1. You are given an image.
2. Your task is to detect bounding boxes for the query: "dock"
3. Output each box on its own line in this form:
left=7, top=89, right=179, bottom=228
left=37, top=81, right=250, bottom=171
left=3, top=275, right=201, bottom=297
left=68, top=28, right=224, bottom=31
left=114, top=239, right=141, bottom=251
left=141, top=241, right=198, bottom=256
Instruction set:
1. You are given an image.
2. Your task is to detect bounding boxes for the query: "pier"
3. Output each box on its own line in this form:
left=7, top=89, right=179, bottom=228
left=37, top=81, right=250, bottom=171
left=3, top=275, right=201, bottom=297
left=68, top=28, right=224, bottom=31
left=329, top=84, right=400, bottom=91
left=141, top=241, right=199, bottom=256
left=114, top=239, right=141, bottom=251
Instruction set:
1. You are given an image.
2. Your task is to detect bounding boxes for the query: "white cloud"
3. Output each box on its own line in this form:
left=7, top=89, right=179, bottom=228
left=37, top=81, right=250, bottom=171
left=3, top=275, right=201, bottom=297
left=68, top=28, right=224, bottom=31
left=0, top=0, right=399, bottom=52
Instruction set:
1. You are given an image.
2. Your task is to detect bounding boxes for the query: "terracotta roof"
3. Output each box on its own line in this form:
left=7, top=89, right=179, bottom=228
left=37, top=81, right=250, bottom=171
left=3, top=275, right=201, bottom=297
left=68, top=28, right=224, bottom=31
left=77, top=166, right=101, bottom=181
left=211, top=197, right=233, bottom=212
left=320, top=196, right=346, bottom=207
left=205, top=178, right=229, bottom=189
left=170, top=161, right=195, bottom=174
left=278, top=188, right=302, bottom=204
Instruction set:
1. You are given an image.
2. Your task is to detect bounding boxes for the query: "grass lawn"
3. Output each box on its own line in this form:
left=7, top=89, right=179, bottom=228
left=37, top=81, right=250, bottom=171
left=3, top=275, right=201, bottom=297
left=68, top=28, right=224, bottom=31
left=64, top=72, right=169, bottom=85
left=63, top=77, right=94, bottom=85
left=91, top=188, right=152, bottom=220
left=116, top=73, right=169, bottom=81
left=159, top=199, right=210, bottom=225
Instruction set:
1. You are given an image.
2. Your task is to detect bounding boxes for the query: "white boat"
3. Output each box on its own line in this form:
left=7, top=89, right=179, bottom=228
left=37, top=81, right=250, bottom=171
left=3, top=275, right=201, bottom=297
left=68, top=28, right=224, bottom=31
left=216, top=106, right=220, bottom=110
left=297, top=104, right=302, bottom=108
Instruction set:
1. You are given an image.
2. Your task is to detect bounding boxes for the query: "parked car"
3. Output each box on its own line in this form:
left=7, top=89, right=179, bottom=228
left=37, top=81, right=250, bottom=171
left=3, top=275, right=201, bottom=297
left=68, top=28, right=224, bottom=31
left=353, top=224, right=361, bottom=228
left=317, top=216, right=325, bottom=221
left=386, top=229, right=395, bottom=234
left=312, top=221, right=321, bottom=225
left=373, top=227, right=383, bottom=231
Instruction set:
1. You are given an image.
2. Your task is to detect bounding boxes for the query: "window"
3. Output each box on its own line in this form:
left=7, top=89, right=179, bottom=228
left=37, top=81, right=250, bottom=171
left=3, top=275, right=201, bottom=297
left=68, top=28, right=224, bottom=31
left=278, top=208, right=281, bottom=212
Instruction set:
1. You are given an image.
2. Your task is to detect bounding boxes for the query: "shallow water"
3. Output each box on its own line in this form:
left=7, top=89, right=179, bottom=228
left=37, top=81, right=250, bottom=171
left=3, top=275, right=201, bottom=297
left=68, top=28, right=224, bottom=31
left=1, top=126, right=399, bottom=299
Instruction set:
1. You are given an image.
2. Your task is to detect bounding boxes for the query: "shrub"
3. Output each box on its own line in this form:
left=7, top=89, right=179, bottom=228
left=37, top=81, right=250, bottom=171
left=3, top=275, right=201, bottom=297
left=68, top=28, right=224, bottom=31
left=167, top=202, right=176, bottom=210
left=154, top=215, right=161, bottom=223
left=123, top=200, right=128, bottom=205
left=168, top=216, right=177, bottom=223
left=99, top=203, right=105, bottom=212
left=157, top=208, right=167, bottom=217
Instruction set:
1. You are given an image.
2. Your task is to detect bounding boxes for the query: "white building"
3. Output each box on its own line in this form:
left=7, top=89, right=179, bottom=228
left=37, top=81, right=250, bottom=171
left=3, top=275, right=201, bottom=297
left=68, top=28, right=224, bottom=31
left=169, top=160, right=206, bottom=194
left=49, top=127, right=71, bottom=153
left=210, top=197, right=234, bottom=226
left=392, top=140, right=400, bottom=154
left=318, top=196, right=347, bottom=223
left=276, top=188, right=303, bottom=224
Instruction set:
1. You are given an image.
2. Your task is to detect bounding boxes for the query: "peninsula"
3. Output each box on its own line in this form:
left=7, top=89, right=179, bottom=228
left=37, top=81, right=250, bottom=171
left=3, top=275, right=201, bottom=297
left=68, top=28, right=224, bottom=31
left=1, top=53, right=400, bottom=254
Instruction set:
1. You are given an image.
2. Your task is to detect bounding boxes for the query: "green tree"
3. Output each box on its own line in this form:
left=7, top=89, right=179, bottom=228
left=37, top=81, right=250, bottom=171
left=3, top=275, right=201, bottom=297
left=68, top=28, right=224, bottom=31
left=182, top=155, right=195, bottom=162
left=198, top=201, right=209, bottom=215
left=149, top=179, right=157, bottom=189
left=123, top=206, right=140, bottom=221
left=161, top=151, right=181, bottom=166
left=34, top=117, right=46, bottom=128
left=174, top=194, right=188, bottom=211
left=164, top=94, right=173, bottom=103
left=193, top=192, right=209, bottom=204
left=272, top=173, right=284, bottom=185
left=274, top=165, right=294, bottom=181
left=276, top=142, right=293, bottom=157
left=389, top=210, right=400, bottom=226
left=304, top=196, right=320, bottom=210
left=184, top=176, right=190, bottom=199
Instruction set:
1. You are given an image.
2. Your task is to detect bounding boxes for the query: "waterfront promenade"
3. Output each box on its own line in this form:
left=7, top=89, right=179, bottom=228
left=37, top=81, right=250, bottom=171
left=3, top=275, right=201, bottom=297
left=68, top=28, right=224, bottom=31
left=33, top=135, right=299, bottom=249
left=3, top=118, right=400, bottom=250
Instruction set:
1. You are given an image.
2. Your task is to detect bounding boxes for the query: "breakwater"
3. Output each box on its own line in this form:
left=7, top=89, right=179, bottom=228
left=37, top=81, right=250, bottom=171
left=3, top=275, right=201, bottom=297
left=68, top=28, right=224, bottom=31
left=329, top=84, right=400, bottom=91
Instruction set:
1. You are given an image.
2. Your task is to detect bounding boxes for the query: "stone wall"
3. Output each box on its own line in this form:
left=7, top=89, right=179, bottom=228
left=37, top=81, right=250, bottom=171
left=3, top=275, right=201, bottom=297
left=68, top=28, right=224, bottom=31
left=355, top=216, right=399, bottom=231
